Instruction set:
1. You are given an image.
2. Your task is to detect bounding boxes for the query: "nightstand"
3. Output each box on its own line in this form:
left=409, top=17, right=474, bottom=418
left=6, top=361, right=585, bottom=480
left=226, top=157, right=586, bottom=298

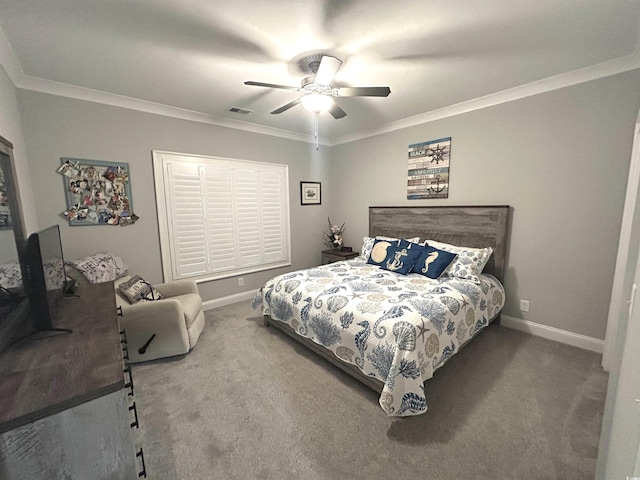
left=322, top=249, right=360, bottom=265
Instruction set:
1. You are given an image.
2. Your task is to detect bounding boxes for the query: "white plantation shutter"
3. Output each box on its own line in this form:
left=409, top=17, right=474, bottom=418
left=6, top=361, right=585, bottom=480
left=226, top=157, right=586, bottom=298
left=154, top=151, right=290, bottom=282
left=233, top=169, right=262, bottom=267
left=204, top=165, right=235, bottom=271
left=165, top=163, right=207, bottom=277
left=261, top=170, right=286, bottom=263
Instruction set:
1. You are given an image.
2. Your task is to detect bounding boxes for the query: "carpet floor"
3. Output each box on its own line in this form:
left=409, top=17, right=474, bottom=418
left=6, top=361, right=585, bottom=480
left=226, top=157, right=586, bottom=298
left=132, top=301, right=607, bottom=480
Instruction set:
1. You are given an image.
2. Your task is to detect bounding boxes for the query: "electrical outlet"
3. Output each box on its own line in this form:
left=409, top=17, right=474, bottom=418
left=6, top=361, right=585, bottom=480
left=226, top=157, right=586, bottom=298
left=238, top=277, right=244, bottom=287
left=520, top=299, right=530, bottom=312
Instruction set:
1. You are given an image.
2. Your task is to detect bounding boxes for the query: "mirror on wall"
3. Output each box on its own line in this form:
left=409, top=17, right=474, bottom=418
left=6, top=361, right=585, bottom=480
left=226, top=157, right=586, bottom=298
left=0, top=135, right=25, bottom=265
left=0, top=167, right=18, bottom=261
left=0, top=135, right=28, bottom=351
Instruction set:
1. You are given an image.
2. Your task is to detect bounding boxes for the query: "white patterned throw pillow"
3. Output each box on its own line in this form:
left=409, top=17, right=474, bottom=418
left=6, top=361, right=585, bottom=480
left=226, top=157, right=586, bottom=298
left=425, top=240, right=493, bottom=284
left=68, top=252, right=128, bottom=284
left=360, top=236, right=375, bottom=261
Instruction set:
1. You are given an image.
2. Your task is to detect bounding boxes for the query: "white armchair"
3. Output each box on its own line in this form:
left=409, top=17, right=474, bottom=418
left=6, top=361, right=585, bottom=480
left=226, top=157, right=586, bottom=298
left=65, top=253, right=205, bottom=363
left=114, top=277, right=205, bottom=363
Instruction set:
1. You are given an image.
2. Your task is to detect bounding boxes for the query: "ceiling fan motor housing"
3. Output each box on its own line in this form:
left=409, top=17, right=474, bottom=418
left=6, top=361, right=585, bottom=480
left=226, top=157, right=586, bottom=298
left=301, top=76, right=334, bottom=95
left=296, top=53, right=326, bottom=75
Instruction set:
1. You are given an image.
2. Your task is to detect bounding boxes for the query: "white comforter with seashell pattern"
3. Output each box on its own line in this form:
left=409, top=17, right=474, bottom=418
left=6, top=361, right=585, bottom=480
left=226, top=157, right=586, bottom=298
left=253, top=258, right=505, bottom=416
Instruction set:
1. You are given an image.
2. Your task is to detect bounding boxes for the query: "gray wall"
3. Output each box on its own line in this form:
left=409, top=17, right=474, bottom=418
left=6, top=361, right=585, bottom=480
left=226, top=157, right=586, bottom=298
left=328, top=69, right=640, bottom=340
left=16, top=91, right=332, bottom=301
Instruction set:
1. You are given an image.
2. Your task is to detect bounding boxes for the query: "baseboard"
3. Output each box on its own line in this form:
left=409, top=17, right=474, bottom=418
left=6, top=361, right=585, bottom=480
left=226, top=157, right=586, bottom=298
left=202, top=289, right=259, bottom=311
left=500, top=315, right=604, bottom=354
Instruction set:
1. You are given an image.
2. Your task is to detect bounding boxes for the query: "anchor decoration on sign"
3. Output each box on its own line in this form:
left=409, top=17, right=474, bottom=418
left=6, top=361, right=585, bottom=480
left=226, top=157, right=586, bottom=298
left=428, top=175, right=447, bottom=194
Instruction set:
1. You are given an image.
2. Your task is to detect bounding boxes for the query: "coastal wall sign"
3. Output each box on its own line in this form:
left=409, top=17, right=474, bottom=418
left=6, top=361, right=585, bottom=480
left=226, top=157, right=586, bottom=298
left=407, top=137, right=451, bottom=200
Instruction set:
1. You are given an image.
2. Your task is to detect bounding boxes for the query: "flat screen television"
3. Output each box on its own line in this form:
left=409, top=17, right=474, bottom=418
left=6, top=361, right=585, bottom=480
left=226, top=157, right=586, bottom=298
left=22, top=225, right=72, bottom=334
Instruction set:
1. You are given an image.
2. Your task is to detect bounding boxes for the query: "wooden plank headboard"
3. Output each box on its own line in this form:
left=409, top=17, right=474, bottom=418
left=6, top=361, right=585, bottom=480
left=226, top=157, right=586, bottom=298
left=369, top=205, right=510, bottom=281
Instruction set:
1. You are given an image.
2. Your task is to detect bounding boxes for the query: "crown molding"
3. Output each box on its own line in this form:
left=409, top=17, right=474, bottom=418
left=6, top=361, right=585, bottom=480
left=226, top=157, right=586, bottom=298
left=15, top=74, right=328, bottom=145
left=329, top=52, right=640, bottom=146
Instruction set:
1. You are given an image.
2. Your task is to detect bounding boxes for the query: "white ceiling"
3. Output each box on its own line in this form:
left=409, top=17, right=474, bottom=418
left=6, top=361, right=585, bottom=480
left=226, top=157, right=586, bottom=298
left=1, top=0, right=639, bottom=145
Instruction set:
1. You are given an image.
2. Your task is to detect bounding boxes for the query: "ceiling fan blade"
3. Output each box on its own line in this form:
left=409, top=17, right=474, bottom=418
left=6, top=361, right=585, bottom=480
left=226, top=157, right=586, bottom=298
left=315, top=55, right=343, bottom=85
left=244, top=81, right=299, bottom=91
left=329, top=103, right=347, bottom=119
left=271, top=98, right=302, bottom=114
left=336, top=86, right=391, bottom=97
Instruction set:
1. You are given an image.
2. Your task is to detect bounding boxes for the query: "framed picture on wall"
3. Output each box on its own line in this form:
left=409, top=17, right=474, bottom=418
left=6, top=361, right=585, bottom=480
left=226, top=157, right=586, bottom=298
left=300, top=181, right=321, bottom=205
left=58, top=158, right=140, bottom=226
left=407, top=137, right=451, bottom=200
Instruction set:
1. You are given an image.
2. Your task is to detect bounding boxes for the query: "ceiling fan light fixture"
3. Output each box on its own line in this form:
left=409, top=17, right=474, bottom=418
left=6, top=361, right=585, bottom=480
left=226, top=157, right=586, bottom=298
left=301, top=93, right=333, bottom=114
left=245, top=54, right=390, bottom=122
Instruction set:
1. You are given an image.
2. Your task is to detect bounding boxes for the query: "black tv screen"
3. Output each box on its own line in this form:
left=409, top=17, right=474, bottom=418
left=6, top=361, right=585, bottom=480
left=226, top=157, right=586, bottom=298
left=23, top=225, right=67, bottom=331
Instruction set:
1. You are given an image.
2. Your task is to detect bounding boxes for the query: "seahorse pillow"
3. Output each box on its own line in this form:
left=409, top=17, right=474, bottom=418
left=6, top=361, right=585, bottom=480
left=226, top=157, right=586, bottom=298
left=410, top=245, right=457, bottom=279
left=366, top=239, right=422, bottom=275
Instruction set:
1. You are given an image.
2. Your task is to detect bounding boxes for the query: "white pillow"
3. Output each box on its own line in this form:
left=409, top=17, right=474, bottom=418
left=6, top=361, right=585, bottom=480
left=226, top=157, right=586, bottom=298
left=67, top=252, right=128, bottom=284
left=376, top=235, right=420, bottom=244
left=425, top=240, right=493, bottom=284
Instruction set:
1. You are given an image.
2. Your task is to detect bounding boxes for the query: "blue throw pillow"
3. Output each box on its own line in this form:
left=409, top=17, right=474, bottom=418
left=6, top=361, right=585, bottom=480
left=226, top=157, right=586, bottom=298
left=411, top=245, right=457, bottom=279
left=367, top=239, right=422, bottom=275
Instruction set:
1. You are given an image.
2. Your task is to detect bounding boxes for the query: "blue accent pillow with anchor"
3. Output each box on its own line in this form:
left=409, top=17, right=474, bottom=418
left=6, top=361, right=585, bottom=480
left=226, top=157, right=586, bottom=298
left=367, top=239, right=422, bottom=275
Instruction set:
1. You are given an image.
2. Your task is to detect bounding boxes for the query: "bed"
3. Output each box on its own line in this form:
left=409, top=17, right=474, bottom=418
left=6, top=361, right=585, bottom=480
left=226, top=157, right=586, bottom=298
left=254, top=205, right=510, bottom=416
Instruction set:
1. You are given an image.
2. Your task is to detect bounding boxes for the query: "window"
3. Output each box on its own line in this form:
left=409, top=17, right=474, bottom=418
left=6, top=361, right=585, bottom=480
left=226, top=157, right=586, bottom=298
left=152, top=151, right=290, bottom=282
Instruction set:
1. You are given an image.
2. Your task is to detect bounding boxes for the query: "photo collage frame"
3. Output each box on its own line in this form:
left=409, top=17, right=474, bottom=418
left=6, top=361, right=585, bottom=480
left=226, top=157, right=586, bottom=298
left=58, top=158, right=139, bottom=226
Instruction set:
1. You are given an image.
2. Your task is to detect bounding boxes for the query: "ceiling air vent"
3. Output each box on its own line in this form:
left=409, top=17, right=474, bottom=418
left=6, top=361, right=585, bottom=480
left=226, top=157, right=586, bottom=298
left=228, top=106, right=252, bottom=115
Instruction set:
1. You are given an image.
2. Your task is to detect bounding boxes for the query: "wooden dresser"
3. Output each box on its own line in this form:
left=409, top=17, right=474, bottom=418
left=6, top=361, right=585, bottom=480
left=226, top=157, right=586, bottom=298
left=0, top=282, right=142, bottom=479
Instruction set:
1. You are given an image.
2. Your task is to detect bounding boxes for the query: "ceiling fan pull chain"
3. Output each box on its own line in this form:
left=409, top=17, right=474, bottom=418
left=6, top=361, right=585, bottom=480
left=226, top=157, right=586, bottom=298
left=314, top=114, right=319, bottom=150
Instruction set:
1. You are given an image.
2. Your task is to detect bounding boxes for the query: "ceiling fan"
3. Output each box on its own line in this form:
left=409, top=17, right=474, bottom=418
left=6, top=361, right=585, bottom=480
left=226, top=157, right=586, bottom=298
left=244, top=54, right=391, bottom=119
